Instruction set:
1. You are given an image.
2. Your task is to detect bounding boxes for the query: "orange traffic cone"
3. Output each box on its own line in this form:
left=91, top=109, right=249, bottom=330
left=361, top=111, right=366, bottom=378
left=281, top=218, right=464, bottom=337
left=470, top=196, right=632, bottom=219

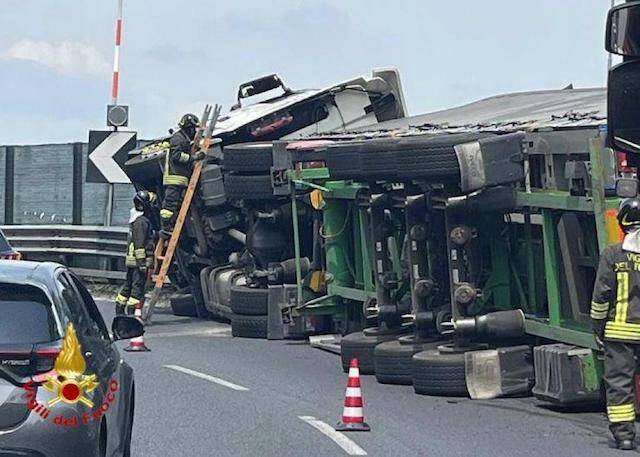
left=335, top=358, right=370, bottom=431
left=124, top=302, right=150, bottom=352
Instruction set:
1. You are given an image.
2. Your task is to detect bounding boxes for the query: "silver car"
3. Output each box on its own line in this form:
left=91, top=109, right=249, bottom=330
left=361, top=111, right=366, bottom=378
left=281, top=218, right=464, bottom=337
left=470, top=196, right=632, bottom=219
left=0, top=261, right=142, bottom=457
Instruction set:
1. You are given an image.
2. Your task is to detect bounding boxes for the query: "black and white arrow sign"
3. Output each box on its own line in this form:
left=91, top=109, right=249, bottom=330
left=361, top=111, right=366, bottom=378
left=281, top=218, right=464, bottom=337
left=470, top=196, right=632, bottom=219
left=86, top=130, right=137, bottom=184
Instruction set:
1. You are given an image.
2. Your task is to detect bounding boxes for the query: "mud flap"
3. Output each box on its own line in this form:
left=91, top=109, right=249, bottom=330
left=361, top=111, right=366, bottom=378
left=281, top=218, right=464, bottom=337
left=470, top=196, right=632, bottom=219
left=465, top=345, right=534, bottom=399
left=532, top=344, right=602, bottom=404
left=455, top=132, right=526, bottom=193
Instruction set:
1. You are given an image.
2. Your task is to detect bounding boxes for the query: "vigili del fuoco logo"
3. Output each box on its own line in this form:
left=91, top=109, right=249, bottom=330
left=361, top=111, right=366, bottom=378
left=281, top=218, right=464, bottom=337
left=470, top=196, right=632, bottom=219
left=24, top=323, right=119, bottom=427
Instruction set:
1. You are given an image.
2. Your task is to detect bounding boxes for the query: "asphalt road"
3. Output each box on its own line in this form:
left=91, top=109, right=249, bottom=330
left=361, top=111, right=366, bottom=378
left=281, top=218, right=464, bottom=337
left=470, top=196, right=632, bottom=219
left=96, top=300, right=627, bottom=457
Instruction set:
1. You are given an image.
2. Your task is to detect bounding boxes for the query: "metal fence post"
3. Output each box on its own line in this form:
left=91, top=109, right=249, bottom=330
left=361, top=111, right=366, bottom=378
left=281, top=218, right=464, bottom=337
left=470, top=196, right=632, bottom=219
left=72, top=143, right=83, bottom=225
left=4, top=146, right=14, bottom=225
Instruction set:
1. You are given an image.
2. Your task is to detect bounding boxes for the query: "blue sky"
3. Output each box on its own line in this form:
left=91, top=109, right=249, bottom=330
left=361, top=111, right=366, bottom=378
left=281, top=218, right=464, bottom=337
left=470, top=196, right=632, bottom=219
left=0, top=0, right=613, bottom=144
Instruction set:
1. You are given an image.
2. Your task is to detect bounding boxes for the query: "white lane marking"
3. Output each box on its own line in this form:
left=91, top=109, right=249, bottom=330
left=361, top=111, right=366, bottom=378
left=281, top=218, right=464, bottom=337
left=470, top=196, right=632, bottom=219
left=298, top=416, right=367, bottom=456
left=164, top=365, right=249, bottom=391
left=146, top=328, right=231, bottom=338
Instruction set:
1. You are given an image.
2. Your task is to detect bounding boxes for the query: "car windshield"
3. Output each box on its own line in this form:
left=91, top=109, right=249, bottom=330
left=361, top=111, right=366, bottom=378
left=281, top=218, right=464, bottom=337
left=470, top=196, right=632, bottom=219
left=0, top=232, right=11, bottom=252
left=0, top=283, right=58, bottom=345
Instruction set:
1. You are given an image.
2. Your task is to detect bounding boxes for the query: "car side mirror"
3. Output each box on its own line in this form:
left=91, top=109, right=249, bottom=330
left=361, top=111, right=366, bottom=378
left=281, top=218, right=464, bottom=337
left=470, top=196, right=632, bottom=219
left=111, top=316, right=144, bottom=341
left=616, top=178, right=639, bottom=198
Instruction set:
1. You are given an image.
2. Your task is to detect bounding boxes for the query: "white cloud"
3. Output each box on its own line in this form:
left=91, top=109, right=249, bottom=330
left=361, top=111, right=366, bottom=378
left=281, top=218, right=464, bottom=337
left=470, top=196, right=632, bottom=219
left=3, top=39, right=111, bottom=78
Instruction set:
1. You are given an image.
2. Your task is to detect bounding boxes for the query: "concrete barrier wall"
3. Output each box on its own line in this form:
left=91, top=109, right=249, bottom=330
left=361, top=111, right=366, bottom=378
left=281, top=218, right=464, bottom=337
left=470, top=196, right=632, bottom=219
left=0, top=143, right=135, bottom=226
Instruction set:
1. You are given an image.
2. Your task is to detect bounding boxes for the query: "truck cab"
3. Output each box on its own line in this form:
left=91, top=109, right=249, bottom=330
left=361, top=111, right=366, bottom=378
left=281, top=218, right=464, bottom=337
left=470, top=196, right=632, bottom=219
left=122, top=70, right=407, bottom=319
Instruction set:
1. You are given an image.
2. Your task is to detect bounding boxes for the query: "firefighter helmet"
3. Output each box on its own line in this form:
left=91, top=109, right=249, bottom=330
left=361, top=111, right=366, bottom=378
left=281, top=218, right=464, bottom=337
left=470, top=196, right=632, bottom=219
left=178, top=113, right=199, bottom=130
left=618, top=197, right=640, bottom=231
left=133, top=190, right=153, bottom=212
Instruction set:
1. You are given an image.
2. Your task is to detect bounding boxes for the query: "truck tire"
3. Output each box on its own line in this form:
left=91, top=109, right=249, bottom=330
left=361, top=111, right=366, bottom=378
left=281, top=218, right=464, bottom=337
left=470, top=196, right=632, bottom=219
left=223, top=143, right=273, bottom=173
left=191, top=281, right=211, bottom=319
left=170, top=293, right=198, bottom=318
left=231, top=314, right=268, bottom=339
left=340, top=330, right=403, bottom=375
left=396, top=132, right=495, bottom=181
left=230, top=285, right=269, bottom=315
left=224, top=174, right=275, bottom=200
left=374, top=338, right=441, bottom=385
left=412, top=349, right=469, bottom=397
left=325, top=133, right=496, bottom=182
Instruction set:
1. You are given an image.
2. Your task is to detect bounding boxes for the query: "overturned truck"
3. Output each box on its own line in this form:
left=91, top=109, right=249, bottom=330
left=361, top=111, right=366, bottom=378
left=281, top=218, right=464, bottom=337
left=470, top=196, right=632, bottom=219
left=125, top=67, right=619, bottom=403
left=228, top=86, right=616, bottom=404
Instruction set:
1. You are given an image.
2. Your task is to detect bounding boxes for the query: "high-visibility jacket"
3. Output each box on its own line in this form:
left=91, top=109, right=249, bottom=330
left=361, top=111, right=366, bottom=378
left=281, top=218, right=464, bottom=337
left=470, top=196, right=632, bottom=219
left=163, top=129, right=192, bottom=187
left=591, top=242, right=640, bottom=342
left=125, top=214, right=153, bottom=268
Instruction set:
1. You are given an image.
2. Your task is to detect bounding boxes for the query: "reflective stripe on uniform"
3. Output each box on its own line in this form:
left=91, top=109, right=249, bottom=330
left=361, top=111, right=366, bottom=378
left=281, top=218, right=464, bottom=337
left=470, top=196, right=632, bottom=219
left=591, top=309, right=608, bottom=319
left=116, top=293, right=128, bottom=305
left=127, top=297, right=140, bottom=306
left=615, top=272, right=630, bottom=323
left=163, top=175, right=189, bottom=186
left=126, top=242, right=136, bottom=266
left=608, top=403, right=636, bottom=423
left=591, top=301, right=609, bottom=320
left=160, top=209, right=174, bottom=219
left=134, top=248, right=146, bottom=259
left=163, top=148, right=189, bottom=186
left=178, top=152, right=191, bottom=163
left=605, top=321, right=640, bottom=341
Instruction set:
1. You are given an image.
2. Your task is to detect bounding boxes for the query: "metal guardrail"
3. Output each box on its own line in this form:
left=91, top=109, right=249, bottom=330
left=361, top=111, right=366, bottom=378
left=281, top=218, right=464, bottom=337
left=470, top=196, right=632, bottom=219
left=1, top=225, right=128, bottom=280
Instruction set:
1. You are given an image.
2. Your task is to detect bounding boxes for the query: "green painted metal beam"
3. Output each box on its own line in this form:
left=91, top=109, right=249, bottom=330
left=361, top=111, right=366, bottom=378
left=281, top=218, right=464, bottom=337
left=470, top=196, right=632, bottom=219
left=542, top=209, right=562, bottom=326
left=292, top=167, right=330, bottom=181
left=516, top=191, right=594, bottom=212
left=325, top=182, right=365, bottom=200
left=590, top=137, right=608, bottom=252
left=328, top=284, right=376, bottom=302
left=525, top=319, right=598, bottom=350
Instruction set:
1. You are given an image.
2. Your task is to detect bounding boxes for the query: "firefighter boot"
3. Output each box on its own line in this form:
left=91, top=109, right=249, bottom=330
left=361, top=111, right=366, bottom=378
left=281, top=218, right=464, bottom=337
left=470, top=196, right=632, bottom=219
left=617, top=440, right=635, bottom=451
left=115, top=294, right=128, bottom=315
left=126, top=297, right=141, bottom=316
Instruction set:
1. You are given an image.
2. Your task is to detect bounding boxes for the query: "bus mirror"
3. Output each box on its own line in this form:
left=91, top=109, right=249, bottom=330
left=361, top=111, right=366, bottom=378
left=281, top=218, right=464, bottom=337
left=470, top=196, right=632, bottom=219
left=606, top=2, right=640, bottom=57
left=608, top=60, right=640, bottom=155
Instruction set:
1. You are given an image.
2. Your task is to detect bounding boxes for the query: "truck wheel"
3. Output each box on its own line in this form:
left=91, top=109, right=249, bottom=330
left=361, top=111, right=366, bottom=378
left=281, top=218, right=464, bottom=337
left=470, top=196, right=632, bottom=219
left=223, top=143, right=273, bottom=173
left=412, top=348, right=469, bottom=397
left=231, top=314, right=268, bottom=338
left=374, top=337, right=441, bottom=385
left=170, top=293, right=197, bottom=317
left=224, top=173, right=276, bottom=200
left=340, top=330, right=401, bottom=375
left=192, top=281, right=211, bottom=319
left=230, top=285, right=269, bottom=315
left=325, top=132, right=495, bottom=182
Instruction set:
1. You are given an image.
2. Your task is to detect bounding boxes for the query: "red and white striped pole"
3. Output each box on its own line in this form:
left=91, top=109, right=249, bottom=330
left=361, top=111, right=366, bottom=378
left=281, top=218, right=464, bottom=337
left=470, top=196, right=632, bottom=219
left=111, top=0, right=123, bottom=106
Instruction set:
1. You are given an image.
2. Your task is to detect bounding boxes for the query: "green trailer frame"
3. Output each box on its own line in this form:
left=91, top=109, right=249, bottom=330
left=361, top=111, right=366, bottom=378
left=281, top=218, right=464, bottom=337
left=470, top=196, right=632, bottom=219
left=288, top=132, right=618, bottom=388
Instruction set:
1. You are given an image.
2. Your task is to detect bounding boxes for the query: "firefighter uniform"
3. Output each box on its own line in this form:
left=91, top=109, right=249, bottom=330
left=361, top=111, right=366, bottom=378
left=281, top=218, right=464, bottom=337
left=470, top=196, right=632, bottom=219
left=116, top=210, right=153, bottom=314
left=160, top=129, right=193, bottom=234
left=591, top=242, right=640, bottom=446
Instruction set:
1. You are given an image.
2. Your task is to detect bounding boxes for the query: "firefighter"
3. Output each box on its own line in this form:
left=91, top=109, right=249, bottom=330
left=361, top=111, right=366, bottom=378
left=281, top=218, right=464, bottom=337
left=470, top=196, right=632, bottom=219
left=115, top=191, right=155, bottom=315
left=160, top=113, right=205, bottom=238
left=591, top=197, right=640, bottom=450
